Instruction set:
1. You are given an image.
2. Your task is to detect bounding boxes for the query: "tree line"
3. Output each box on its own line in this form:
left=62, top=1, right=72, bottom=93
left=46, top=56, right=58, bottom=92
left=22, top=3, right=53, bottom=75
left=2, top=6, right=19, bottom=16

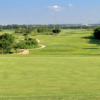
left=0, top=24, right=98, bottom=30
left=14, top=28, right=61, bottom=35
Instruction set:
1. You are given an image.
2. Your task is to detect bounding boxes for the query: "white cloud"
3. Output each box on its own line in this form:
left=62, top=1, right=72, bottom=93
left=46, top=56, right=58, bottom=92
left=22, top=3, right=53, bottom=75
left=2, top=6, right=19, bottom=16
left=68, top=4, right=73, bottom=7
left=47, top=5, right=62, bottom=11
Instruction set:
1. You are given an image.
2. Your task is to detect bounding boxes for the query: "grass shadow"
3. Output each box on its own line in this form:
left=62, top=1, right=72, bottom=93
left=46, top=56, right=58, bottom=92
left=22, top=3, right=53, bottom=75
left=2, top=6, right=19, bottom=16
left=81, top=35, right=100, bottom=45
left=83, top=48, right=99, bottom=49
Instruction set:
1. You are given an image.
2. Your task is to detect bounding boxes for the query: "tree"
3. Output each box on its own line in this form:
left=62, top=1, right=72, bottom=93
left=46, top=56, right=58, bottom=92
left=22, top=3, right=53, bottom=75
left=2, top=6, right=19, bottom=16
left=52, top=29, right=61, bottom=35
left=93, top=27, right=100, bottom=39
left=0, top=33, right=15, bottom=53
left=37, top=28, right=44, bottom=32
left=0, top=33, right=15, bottom=43
left=0, top=39, right=12, bottom=53
left=23, top=33, right=28, bottom=40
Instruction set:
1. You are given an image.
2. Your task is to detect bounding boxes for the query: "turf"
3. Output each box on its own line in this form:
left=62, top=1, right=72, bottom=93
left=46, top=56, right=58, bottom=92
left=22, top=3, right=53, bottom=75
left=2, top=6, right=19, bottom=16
left=30, top=29, right=100, bottom=55
left=0, top=55, right=100, bottom=99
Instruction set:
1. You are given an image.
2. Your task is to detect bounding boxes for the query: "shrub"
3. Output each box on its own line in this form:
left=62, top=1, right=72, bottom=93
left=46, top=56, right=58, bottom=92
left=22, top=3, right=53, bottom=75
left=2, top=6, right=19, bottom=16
left=15, top=30, right=20, bottom=33
left=93, top=27, right=100, bottom=39
left=50, top=33, right=53, bottom=35
left=13, top=43, right=18, bottom=53
left=25, top=41, right=32, bottom=46
left=28, top=38, right=33, bottom=40
left=30, top=38, right=38, bottom=45
left=17, top=38, right=38, bottom=49
left=17, top=41, right=27, bottom=49
left=15, top=29, right=34, bottom=34
left=52, top=29, right=61, bottom=34
left=46, top=33, right=53, bottom=35
left=37, top=28, right=44, bottom=32
left=25, top=37, right=29, bottom=40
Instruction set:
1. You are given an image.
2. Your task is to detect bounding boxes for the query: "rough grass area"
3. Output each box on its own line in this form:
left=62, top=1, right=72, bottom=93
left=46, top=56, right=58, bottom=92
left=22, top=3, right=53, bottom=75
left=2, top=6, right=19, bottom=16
left=0, top=55, right=100, bottom=99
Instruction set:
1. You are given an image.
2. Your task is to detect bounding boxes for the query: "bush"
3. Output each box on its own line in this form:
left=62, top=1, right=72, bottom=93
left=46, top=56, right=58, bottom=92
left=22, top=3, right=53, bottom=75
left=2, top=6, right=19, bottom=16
left=17, top=38, right=38, bottom=49
left=50, top=33, right=53, bottom=35
left=93, top=27, right=100, bottom=39
left=26, top=29, right=33, bottom=33
left=23, top=33, right=28, bottom=39
left=30, top=38, right=38, bottom=45
left=46, top=33, right=53, bottom=35
left=37, top=28, right=44, bottom=32
left=52, top=29, right=61, bottom=34
left=28, top=38, right=33, bottom=40
left=15, top=29, right=34, bottom=34
left=17, top=41, right=27, bottom=49
left=15, top=30, right=20, bottom=33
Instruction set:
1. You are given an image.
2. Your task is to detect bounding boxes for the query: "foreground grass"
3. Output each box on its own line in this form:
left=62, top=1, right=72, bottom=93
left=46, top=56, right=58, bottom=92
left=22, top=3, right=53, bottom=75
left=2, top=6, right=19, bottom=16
left=0, top=55, right=100, bottom=99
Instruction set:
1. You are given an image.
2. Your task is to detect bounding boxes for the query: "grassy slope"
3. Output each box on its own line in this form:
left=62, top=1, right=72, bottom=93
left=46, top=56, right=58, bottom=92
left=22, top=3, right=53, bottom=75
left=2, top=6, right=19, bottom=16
left=0, top=55, right=100, bottom=100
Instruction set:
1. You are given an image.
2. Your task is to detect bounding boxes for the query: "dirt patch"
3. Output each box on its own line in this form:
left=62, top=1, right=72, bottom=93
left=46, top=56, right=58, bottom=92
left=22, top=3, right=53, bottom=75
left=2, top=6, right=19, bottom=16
left=36, top=39, right=40, bottom=43
left=82, top=39, right=90, bottom=42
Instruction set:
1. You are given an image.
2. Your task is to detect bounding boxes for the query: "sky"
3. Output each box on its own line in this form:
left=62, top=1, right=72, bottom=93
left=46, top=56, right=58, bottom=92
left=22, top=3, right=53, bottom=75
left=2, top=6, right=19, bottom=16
left=0, top=0, right=100, bottom=25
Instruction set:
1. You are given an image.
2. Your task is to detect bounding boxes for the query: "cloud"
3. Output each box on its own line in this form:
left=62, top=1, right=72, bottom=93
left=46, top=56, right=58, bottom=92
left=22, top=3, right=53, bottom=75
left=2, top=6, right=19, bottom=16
left=68, top=4, right=73, bottom=7
left=47, top=5, right=62, bottom=11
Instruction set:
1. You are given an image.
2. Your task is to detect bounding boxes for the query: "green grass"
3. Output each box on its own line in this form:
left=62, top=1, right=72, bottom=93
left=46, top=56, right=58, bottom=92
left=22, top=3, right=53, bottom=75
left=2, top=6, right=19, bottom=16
left=0, top=29, right=15, bottom=35
left=1, top=29, right=100, bottom=99
left=30, top=29, right=100, bottom=55
left=0, top=55, right=100, bottom=99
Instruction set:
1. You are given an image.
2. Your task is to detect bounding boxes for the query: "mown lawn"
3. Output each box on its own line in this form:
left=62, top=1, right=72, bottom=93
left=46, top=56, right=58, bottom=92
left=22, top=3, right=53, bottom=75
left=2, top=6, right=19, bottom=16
left=0, top=55, right=100, bottom=99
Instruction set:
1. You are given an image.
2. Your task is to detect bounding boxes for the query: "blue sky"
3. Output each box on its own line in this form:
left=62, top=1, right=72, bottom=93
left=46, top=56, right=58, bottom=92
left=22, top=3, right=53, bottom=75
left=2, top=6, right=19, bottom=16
left=0, top=0, right=100, bottom=25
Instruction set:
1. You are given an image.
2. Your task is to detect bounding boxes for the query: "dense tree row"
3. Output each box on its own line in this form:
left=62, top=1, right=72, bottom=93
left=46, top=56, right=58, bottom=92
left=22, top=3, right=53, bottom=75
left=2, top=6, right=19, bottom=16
left=0, top=24, right=99, bottom=30
left=15, top=29, right=34, bottom=33
left=15, top=28, right=61, bottom=35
